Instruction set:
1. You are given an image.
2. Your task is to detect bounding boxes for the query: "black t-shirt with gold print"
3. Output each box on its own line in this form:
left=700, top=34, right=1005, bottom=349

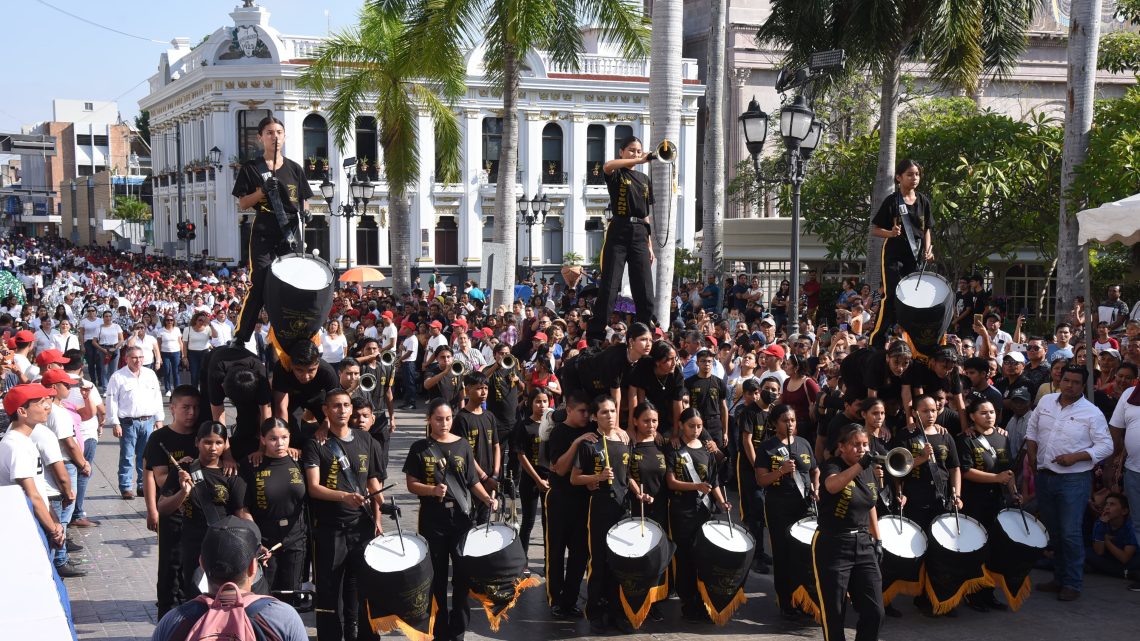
left=232, top=157, right=314, bottom=240
left=301, top=429, right=385, bottom=528
left=605, top=167, right=653, bottom=221
left=818, top=458, right=877, bottom=532
left=403, top=437, right=478, bottom=510
left=162, top=462, right=247, bottom=540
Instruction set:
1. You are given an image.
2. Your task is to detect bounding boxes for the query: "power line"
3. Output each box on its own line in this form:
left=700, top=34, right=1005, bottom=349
left=35, top=0, right=168, bottom=44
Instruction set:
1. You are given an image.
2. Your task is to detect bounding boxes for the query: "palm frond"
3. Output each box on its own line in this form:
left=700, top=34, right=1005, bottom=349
left=412, top=84, right=464, bottom=185
left=577, top=0, right=650, bottom=62
left=923, top=0, right=985, bottom=93
left=978, top=0, right=1033, bottom=77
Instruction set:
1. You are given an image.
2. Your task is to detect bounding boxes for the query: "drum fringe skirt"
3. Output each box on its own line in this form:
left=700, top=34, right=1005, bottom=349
left=882, top=567, right=926, bottom=605
left=619, top=573, right=669, bottom=629
left=469, top=576, right=542, bottom=631
left=984, top=566, right=1032, bottom=612
left=696, top=579, right=747, bottom=626
left=366, top=598, right=438, bottom=641
left=922, top=568, right=993, bottom=615
left=791, top=585, right=822, bottom=624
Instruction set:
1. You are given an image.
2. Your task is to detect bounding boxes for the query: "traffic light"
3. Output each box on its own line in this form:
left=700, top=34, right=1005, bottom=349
left=176, top=221, right=186, bottom=240
left=185, top=222, right=196, bottom=240
left=176, top=221, right=196, bottom=240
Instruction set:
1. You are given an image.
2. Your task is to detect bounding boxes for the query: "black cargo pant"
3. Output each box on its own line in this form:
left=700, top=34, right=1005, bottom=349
left=420, top=502, right=473, bottom=641
left=812, top=530, right=884, bottom=641
left=156, top=514, right=184, bottom=618
left=544, top=488, right=589, bottom=610
left=586, top=493, right=626, bottom=622
left=588, top=220, right=655, bottom=340
left=313, top=520, right=377, bottom=641
left=234, top=230, right=287, bottom=344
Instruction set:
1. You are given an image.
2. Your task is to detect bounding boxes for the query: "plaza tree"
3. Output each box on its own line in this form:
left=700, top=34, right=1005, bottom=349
left=701, top=0, right=727, bottom=281
left=113, top=195, right=152, bottom=244
left=650, top=0, right=682, bottom=324
left=300, top=3, right=464, bottom=296
left=381, top=0, right=649, bottom=307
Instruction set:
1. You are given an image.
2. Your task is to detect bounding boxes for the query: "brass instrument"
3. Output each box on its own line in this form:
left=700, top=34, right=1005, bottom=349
left=873, top=447, right=915, bottom=478
left=648, top=139, right=677, bottom=164
left=379, top=351, right=396, bottom=367
left=500, top=354, right=517, bottom=370
left=359, top=373, right=378, bottom=392
left=450, top=361, right=469, bottom=377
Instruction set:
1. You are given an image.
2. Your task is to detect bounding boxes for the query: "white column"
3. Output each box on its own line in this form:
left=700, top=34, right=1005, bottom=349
left=604, top=124, right=615, bottom=164
left=415, top=109, right=434, bottom=267
left=523, top=112, right=544, bottom=269
left=567, top=113, right=587, bottom=258
left=640, top=115, right=652, bottom=150
left=678, top=113, right=698, bottom=250
left=460, top=109, right=483, bottom=266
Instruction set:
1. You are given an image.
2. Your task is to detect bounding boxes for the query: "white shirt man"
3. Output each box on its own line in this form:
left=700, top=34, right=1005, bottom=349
left=104, top=346, right=165, bottom=498
left=209, top=315, right=234, bottom=348
left=380, top=313, right=398, bottom=353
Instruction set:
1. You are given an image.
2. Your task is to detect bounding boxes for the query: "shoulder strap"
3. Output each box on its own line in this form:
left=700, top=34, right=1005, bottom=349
left=167, top=601, right=210, bottom=641
left=426, top=440, right=471, bottom=515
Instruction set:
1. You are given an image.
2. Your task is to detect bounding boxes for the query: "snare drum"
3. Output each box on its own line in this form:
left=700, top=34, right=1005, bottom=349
left=606, top=517, right=674, bottom=628
left=263, top=253, right=334, bottom=356
left=895, top=272, right=954, bottom=356
left=787, top=516, right=821, bottom=621
left=692, top=519, right=755, bottom=625
left=924, top=513, right=992, bottom=613
left=361, top=533, right=436, bottom=639
left=877, top=515, right=927, bottom=602
left=986, top=509, right=1048, bottom=610
left=458, top=523, right=540, bottom=631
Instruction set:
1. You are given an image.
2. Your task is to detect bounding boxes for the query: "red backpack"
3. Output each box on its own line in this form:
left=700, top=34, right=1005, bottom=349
left=169, top=583, right=273, bottom=641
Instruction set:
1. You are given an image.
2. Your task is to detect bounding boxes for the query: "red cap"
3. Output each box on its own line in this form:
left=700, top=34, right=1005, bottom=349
left=654, top=327, right=664, bottom=337
left=576, top=340, right=589, bottom=350
left=346, top=309, right=361, bottom=318
left=401, top=321, right=416, bottom=330
left=534, top=332, right=548, bottom=341
left=14, top=330, right=35, bottom=344
left=3, top=383, right=56, bottom=415
left=35, top=349, right=70, bottom=369
left=429, top=320, right=443, bottom=329
left=481, top=327, right=495, bottom=338
left=763, top=344, right=785, bottom=359
left=41, top=369, right=76, bottom=387
left=705, top=335, right=718, bottom=349
left=5, top=337, right=15, bottom=350
left=451, top=318, right=468, bottom=328
left=380, top=311, right=394, bottom=320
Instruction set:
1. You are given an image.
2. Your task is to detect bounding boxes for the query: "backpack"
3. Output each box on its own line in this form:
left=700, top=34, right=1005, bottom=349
left=169, top=582, right=273, bottom=641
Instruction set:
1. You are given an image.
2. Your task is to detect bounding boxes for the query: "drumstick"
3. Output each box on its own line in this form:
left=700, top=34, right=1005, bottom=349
left=601, top=434, right=612, bottom=486
left=391, top=497, right=405, bottom=555
left=484, top=491, right=496, bottom=535
left=639, top=497, right=645, bottom=538
left=1015, top=496, right=1031, bottom=536
left=363, top=483, right=396, bottom=501
left=256, top=542, right=283, bottom=561
left=160, top=443, right=186, bottom=472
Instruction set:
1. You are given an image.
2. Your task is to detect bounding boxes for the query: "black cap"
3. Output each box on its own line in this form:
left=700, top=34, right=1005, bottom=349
left=199, top=516, right=261, bottom=583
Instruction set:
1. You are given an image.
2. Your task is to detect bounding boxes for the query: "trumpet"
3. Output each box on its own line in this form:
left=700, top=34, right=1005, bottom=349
left=450, top=361, right=469, bottom=377
left=872, top=447, right=914, bottom=478
left=379, top=351, right=396, bottom=367
left=500, top=354, right=517, bottom=370
left=359, top=373, right=378, bottom=392
left=647, top=139, right=677, bottom=164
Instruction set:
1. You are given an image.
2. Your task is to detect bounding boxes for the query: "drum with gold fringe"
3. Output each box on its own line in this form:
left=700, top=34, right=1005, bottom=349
left=787, top=516, right=822, bottom=621
left=263, top=253, right=334, bottom=367
left=457, top=523, right=541, bottom=631
left=878, top=514, right=928, bottom=604
left=924, top=513, right=993, bottom=614
left=362, top=533, right=436, bottom=641
left=606, top=517, right=674, bottom=629
left=985, top=508, right=1048, bottom=611
left=693, top=519, right=754, bottom=625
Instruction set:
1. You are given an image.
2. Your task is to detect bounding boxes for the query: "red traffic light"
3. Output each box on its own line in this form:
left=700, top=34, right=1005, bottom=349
left=185, top=222, right=196, bottom=232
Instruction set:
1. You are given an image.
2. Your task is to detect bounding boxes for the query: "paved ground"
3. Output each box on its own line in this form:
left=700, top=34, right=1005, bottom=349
left=66, top=406, right=1139, bottom=640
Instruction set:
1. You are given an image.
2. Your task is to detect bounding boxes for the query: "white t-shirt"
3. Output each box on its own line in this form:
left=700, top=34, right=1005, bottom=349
left=157, top=327, right=182, bottom=353
left=319, top=332, right=348, bottom=364
left=33, top=326, right=56, bottom=354
left=381, top=324, right=398, bottom=352
left=129, top=334, right=159, bottom=366
left=67, top=382, right=102, bottom=442
left=427, top=333, right=448, bottom=357
left=26, top=424, right=64, bottom=496
left=45, top=403, right=77, bottom=463
left=52, top=331, right=81, bottom=353
left=976, top=329, right=1013, bottom=356
left=0, top=430, right=51, bottom=507
left=1110, top=386, right=1140, bottom=474
left=96, top=323, right=123, bottom=346
left=79, top=317, right=102, bottom=342
left=401, top=335, right=419, bottom=363
left=12, top=353, right=32, bottom=379
left=184, top=326, right=213, bottom=351
left=209, top=320, right=233, bottom=348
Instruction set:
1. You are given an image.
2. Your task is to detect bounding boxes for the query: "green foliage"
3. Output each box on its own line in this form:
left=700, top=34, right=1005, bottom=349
left=1091, top=244, right=1140, bottom=305
left=112, top=196, right=151, bottom=222
left=1098, top=31, right=1140, bottom=75
left=1070, top=87, right=1140, bottom=210
left=674, top=247, right=701, bottom=283
left=562, top=251, right=584, bottom=265
left=134, top=111, right=150, bottom=146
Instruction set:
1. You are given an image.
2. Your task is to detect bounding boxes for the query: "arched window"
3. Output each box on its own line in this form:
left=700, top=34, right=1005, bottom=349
left=482, top=118, right=503, bottom=182
left=302, top=114, right=329, bottom=180
left=613, top=125, right=634, bottom=158
left=586, top=124, right=605, bottom=185
left=542, top=215, right=563, bottom=264
left=355, top=116, right=379, bottom=181
left=435, top=216, right=458, bottom=265
left=542, top=123, right=564, bottom=185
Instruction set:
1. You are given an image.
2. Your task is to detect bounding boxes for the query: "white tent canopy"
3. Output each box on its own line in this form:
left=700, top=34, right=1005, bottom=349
left=1077, top=192, right=1140, bottom=246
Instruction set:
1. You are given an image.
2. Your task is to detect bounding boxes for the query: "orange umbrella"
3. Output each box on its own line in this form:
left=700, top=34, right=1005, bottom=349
left=338, top=266, right=386, bottom=283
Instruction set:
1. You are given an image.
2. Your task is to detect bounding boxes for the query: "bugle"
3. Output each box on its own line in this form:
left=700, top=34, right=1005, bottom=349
left=500, top=354, right=517, bottom=370
left=647, top=139, right=677, bottom=164
left=360, top=373, right=378, bottom=392
left=379, top=351, right=396, bottom=367
left=872, top=447, right=914, bottom=478
left=450, top=361, right=469, bottom=377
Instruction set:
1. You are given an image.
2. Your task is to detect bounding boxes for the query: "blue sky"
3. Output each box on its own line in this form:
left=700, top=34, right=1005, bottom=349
left=1, top=1, right=366, bottom=129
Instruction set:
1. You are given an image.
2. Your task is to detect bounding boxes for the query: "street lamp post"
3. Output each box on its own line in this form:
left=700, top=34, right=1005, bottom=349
left=516, top=193, right=550, bottom=277
left=322, top=166, right=374, bottom=278
left=739, top=94, right=823, bottom=338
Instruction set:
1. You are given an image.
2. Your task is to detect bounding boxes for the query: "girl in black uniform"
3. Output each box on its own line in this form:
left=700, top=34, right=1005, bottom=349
left=956, top=398, right=1014, bottom=612
left=666, top=407, right=731, bottom=622
left=237, top=418, right=308, bottom=599
left=814, top=424, right=884, bottom=641
left=404, top=398, right=498, bottom=641
left=514, top=388, right=551, bottom=555
left=756, top=404, right=819, bottom=620
left=628, top=341, right=685, bottom=437
left=861, top=398, right=897, bottom=516
left=736, top=377, right=780, bottom=572
left=588, top=137, right=656, bottom=341
left=572, top=395, right=635, bottom=634
left=158, top=421, right=248, bottom=597
left=630, top=402, right=668, bottom=527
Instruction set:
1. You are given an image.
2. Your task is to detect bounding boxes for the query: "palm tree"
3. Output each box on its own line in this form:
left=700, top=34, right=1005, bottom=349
left=384, top=0, right=650, bottom=307
left=650, top=0, right=682, bottom=324
left=1057, top=0, right=1105, bottom=320
left=113, top=195, right=151, bottom=246
left=299, top=4, right=464, bottom=296
left=701, top=0, right=727, bottom=282
left=758, top=1, right=1035, bottom=289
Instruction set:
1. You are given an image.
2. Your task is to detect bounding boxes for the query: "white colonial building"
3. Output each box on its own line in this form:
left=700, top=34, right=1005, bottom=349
left=139, top=2, right=703, bottom=282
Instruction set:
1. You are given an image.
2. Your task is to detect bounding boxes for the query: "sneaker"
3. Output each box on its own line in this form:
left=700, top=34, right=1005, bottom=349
left=121, top=490, right=135, bottom=500
left=56, top=562, right=87, bottom=578
left=66, top=539, right=84, bottom=553
left=165, top=390, right=172, bottom=398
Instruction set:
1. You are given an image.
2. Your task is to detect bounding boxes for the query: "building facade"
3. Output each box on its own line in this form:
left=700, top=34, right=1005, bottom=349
left=138, top=3, right=703, bottom=280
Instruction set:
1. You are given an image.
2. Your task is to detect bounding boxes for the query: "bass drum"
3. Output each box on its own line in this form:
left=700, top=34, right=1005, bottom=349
left=895, top=272, right=954, bottom=357
left=693, top=519, right=755, bottom=625
left=605, top=517, right=674, bottom=628
left=925, top=513, right=992, bottom=614
left=458, top=523, right=540, bottom=631
left=986, top=508, right=1049, bottom=611
left=878, top=515, right=928, bottom=603
left=263, top=253, right=334, bottom=360
left=361, top=533, right=435, bottom=641
left=787, top=516, right=821, bottom=621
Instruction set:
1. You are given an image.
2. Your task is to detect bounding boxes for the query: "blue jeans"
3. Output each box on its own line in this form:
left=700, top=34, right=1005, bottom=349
left=1035, top=470, right=1092, bottom=591
left=73, top=438, right=98, bottom=519
left=50, top=461, right=78, bottom=567
left=187, top=349, right=208, bottom=387
left=118, top=416, right=155, bottom=493
left=400, top=362, right=418, bottom=407
left=84, top=340, right=102, bottom=385
left=160, top=351, right=181, bottom=391
left=98, top=345, right=119, bottom=388
left=1124, top=468, right=1140, bottom=541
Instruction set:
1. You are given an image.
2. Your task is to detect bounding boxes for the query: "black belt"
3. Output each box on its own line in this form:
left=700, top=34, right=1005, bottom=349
left=124, top=415, right=154, bottom=421
left=1038, top=468, right=1059, bottom=476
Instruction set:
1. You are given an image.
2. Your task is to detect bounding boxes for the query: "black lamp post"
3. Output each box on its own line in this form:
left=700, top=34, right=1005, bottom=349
left=323, top=167, right=375, bottom=277
left=516, top=193, right=549, bottom=274
left=740, top=94, right=822, bottom=337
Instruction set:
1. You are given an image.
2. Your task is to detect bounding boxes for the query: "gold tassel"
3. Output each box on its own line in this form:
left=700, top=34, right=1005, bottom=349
left=883, top=566, right=926, bottom=605
left=985, top=569, right=1031, bottom=612
left=696, top=579, right=746, bottom=626
left=925, top=574, right=994, bottom=615
left=469, top=576, right=542, bottom=631
left=618, top=578, right=670, bottom=629
left=366, top=597, right=437, bottom=641
left=790, top=586, right=822, bottom=624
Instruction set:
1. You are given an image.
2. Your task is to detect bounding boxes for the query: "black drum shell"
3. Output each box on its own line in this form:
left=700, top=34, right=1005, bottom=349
left=360, top=535, right=434, bottom=625
left=263, top=253, right=334, bottom=352
left=693, top=520, right=755, bottom=620
left=606, top=518, right=674, bottom=620
left=458, top=526, right=529, bottom=616
left=894, top=272, right=954, bottom=356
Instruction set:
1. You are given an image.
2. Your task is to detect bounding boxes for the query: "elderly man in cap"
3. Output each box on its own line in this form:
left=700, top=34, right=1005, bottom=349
left=151, top=516, right=307, bottom=641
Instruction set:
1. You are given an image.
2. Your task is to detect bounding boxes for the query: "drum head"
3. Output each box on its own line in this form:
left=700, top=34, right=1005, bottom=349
left=930, top=514, right=987, bottom=553
left=996, top=509, right=1049, bottom=548
left=607, top=518, right=665, bottom=558
left=896, top=273, right=951, bottom=307
left=461, top=524, right=517, bottom=558
left=788, top=517, right=818, bottom=546
left=878, top=515, right=928, bottom=558
left=700, top=521, right=754, bottom=553
left=270, top=255, right=333, bottom=291
left=365, top=533, right=429, bottom=571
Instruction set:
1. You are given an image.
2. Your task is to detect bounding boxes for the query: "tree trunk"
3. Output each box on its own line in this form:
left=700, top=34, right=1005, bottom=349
left=1057, top=0, right=1103, bottom=316
left=492, top=44, right=521, bottom=310
left=650, top=0, right=682, bottom=325
left=389, top=194, right=412, bottom=295
left=865, top=51, right=901, bottom=294
left=701, top=0, right=726, bottom=280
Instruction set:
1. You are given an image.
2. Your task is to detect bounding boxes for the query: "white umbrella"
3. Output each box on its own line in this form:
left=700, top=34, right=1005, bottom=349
left=1077, top=192, right=1140, bottom=245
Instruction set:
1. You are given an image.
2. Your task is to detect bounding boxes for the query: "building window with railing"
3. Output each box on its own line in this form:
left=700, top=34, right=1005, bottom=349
left=541, top=123, right=564, bottom=185
left=613, top=125, right=633, bottom=158
left=302, top=114, right=329, bottom=180
left=586, top=124, right=605, bottom=185
left=482, top=118, right=503, bottom=183
left=237, top=109, right=271, bottom=162
left=435, top=216, right=458, bottom=265
left=355, top=116, right=379, bottom=181
left=1003, top=263, right=1053, bottom=320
